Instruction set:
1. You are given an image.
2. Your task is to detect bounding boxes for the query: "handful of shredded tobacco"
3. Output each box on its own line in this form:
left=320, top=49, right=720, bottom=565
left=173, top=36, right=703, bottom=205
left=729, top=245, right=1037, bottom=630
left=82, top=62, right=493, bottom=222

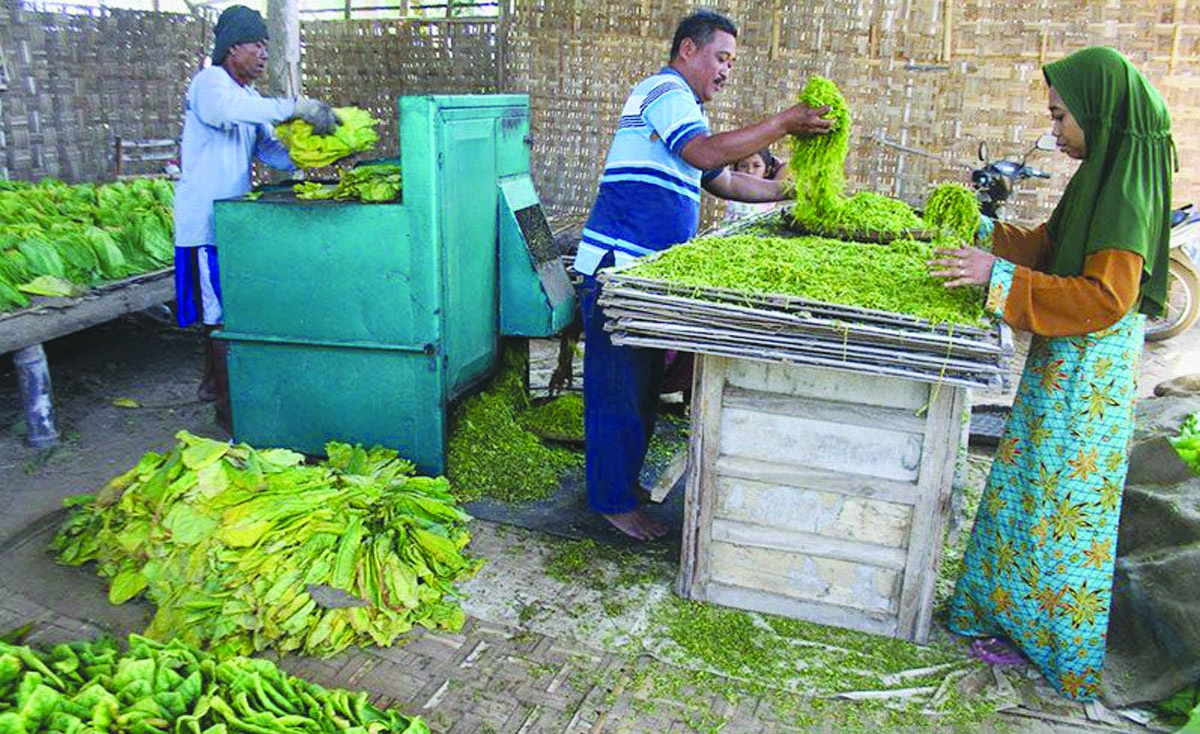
left=923, top=183, right=982, bottom=247
left=788, top=77, right=925, bottom=238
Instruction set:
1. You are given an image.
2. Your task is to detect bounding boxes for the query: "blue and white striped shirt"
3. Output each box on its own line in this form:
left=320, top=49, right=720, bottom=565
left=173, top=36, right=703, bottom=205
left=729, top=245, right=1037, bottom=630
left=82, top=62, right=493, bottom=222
left=574, top=67, right=720, bottom=276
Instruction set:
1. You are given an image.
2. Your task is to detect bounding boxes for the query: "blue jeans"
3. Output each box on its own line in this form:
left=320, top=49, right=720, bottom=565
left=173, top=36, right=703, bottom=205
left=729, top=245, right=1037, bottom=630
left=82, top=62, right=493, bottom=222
left=579, top=273, right=664, bottom=513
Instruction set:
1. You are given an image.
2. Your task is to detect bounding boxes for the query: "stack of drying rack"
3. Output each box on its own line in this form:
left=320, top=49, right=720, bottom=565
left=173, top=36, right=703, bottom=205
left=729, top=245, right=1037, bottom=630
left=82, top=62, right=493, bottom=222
left=596, top=214, right=1013, bottom=391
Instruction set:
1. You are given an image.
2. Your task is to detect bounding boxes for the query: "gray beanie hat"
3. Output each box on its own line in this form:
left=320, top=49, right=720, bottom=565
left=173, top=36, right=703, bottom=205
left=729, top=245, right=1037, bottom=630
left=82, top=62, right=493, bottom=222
left=212, top=5, right=268, bottom=65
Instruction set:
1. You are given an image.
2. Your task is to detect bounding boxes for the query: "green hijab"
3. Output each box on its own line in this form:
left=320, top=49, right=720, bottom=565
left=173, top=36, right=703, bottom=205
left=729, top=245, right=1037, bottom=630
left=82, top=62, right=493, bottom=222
left=1043, top=46, right=1175, bottom=317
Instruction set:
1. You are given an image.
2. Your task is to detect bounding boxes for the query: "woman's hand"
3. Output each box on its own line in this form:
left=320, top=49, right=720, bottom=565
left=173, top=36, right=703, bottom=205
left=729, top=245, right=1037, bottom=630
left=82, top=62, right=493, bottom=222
left=929, top=245, right=996, bottom=287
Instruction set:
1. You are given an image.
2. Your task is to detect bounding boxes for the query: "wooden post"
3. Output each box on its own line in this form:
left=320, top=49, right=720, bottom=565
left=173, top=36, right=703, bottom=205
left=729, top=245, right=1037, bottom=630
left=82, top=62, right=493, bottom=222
left=769, top=0, right=781, bottom=62
left=677, top=355, right=967, bottom=644
left=267, top=0, right=301, bottom=98
left=1170, top=24, right=1181, bottom=76
left=941, top=0, right=952, bottom=63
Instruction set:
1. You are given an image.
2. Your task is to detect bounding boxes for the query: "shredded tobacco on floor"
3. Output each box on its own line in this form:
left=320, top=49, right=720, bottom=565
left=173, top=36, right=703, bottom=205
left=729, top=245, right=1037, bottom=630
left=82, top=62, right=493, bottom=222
left=446, top=342, right=583, bottom=503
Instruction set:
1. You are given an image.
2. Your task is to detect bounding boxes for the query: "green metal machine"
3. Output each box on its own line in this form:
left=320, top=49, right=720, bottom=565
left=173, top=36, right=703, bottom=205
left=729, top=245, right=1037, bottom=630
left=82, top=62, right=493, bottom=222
left=214, top=95, right=574, bottom=474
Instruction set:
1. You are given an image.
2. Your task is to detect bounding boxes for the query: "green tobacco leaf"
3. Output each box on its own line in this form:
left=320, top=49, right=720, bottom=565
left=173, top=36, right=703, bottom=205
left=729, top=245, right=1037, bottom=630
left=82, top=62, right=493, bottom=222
left=180, top=438, right=229, bottom=471
left=18, top=274, right=82, bottom=297
left=108, top=569, right=148, bottom=604
left=161, top=505, right=218, bottom=545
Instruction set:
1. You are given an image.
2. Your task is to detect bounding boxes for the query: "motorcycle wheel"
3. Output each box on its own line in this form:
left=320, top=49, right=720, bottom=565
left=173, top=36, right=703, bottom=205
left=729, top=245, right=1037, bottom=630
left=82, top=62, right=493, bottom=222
left=1145, top=252, right=1200, bottom=342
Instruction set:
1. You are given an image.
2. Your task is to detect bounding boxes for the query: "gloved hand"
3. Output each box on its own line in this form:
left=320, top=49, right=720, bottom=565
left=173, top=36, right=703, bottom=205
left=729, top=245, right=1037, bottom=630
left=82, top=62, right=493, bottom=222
left=294, top=98, right=340, bottom=136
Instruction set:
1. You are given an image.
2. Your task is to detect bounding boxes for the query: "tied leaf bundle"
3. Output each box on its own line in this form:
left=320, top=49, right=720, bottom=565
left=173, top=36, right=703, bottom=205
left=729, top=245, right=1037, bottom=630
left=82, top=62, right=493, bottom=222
left=924, top=183, right=981, bottom=246
left=787, top=77, right=925, bottom=238
left=0, top=634, right=430, bottom=734
left=52, top=432, right=480, bottom=659
left=276, top=107, right=380, bottom=169
left=294, top=164, right=402, bottom=203
left=627, top=234, right=986, bottom=326
left=0, top=178, right=174, bottom=313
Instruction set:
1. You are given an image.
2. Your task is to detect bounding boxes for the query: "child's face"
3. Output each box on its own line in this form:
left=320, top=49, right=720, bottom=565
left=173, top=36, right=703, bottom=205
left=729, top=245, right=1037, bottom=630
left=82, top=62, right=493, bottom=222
left=734, top=153, right=768, bottom=178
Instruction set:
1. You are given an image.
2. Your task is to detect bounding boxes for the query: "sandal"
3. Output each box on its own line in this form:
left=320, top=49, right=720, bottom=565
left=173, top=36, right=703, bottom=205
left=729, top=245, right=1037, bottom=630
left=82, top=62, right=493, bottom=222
left=970, top=637, right=1028, bottom=666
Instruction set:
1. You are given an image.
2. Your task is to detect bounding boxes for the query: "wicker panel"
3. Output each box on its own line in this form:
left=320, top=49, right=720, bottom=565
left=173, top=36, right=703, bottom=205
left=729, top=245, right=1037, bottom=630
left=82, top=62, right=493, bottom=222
left=301, top=19, right=503, bottom=161
left=0, top=4, right=200, bottom=182
left=3, top=0, right=1200, bottom=228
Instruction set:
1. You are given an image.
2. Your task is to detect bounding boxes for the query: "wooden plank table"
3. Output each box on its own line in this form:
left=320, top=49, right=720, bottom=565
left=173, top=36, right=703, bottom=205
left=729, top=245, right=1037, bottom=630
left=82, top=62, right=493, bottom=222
left=1, top=269, right=175, bottom=446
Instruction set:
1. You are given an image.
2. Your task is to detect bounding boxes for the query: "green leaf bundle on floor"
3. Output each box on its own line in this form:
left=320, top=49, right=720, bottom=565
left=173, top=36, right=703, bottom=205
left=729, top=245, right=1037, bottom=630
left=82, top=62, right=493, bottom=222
left=0, top=634, right=429, bottom=734
left=51, top=432, right=480, bottom=659
left=1170, top=412, right=1200, bottom=474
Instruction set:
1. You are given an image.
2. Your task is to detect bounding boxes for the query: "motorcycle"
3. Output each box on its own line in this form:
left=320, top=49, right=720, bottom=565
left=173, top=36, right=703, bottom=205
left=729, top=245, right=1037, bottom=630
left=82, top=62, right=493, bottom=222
left=1148, top=205, right=1200, bottom=341
left=969, top=135, right=1053, bottom=219
left=969, top=135, right=1200, bottom=341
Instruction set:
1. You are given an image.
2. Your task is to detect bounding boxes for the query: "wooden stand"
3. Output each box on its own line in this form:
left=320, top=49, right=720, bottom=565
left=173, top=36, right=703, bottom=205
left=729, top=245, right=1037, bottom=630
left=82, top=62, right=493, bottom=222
left=677, top=354, right=966, bottom=644
left=0, top=269, right=174, bottom=448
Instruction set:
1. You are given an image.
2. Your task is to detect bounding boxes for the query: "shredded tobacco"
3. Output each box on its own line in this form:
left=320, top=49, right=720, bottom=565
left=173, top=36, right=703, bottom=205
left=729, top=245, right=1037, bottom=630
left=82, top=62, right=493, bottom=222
left=627, top=234, right=986, bottom=326
left=446, top=343, right=583, bottom=503
left=924, top=183, right=981, bottom=245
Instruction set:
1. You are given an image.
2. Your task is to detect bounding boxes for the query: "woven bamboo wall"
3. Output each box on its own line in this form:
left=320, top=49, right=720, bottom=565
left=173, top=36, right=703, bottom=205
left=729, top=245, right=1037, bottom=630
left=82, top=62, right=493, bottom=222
left=3, top=0, right=1199, bottom=231
left=0, top=0, right=203, bottom=181
left=301, top=18, right=504, bottom=158
left=502, top=0, right=1200, bottom=226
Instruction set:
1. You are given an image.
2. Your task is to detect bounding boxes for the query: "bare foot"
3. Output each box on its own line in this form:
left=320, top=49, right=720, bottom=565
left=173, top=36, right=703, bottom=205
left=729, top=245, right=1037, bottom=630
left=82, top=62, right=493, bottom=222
left=603, top=508, right=668, bottom=540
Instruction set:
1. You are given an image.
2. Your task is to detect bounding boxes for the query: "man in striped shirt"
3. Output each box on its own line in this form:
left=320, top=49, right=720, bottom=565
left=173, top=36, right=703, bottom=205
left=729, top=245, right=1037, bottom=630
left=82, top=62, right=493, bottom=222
left=577, top=10, right=833, bottom=540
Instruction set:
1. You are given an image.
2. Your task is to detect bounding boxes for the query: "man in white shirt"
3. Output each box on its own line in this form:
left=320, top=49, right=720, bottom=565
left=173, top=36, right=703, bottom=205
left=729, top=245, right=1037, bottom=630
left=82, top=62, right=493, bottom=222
left=173, top=5, right=337, bottom=428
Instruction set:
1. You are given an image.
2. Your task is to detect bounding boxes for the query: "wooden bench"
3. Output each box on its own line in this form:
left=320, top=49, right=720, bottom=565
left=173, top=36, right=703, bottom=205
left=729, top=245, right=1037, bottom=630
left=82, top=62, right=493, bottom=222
left=113, top=136, right=178, bottom=179
left=3, top=270, right=176, bottom=448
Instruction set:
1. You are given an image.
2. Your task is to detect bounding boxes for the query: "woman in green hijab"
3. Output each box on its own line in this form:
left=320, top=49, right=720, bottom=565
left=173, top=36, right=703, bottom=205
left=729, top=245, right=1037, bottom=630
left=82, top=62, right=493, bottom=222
left=930, top=47, right=1174, bottom=701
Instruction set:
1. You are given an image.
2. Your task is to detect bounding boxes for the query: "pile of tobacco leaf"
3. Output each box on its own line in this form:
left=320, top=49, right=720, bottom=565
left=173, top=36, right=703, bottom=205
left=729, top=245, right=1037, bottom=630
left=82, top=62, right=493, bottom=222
left=53, top=432, right=479, bottom=659
left=0, top=178, right=174, bottom=312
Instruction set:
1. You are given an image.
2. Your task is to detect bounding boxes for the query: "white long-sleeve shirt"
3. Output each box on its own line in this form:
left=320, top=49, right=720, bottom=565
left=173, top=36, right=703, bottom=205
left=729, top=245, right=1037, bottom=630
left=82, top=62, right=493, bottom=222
left=173, top=66, right=297, bottom=248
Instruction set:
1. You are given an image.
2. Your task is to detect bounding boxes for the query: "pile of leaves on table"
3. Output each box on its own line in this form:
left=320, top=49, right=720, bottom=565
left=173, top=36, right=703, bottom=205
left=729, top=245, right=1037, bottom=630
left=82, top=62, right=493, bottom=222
left=276, top=107, right=381, bottom=169
left=293, top=165, right=402, bottom=204
left=0, top=634, right=428, bottom=734
left=0, top=178, right=174, bottom=313
left=923, top=183, right=981, bottom=246
left=52, top=432, right=479, bottom=659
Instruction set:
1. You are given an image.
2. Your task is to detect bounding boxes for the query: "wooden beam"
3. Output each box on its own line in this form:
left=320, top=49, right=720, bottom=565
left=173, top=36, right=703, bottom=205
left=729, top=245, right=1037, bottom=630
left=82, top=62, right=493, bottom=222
left=941, top=0, right=952, bottom=62
left=0, top=271, right=174, bottom=356
left=1170, top=24, right=1181, bottom=75
left=267, top=0, right=301, bottom=97
left=769, top=0, right=781, bottom=62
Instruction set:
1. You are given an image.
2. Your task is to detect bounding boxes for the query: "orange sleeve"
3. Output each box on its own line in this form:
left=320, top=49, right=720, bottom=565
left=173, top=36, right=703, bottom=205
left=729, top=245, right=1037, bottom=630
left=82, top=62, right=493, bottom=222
left=1001, top=249, right=1144, bottom=337
left=991, top=221, right=1053, bottom=270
